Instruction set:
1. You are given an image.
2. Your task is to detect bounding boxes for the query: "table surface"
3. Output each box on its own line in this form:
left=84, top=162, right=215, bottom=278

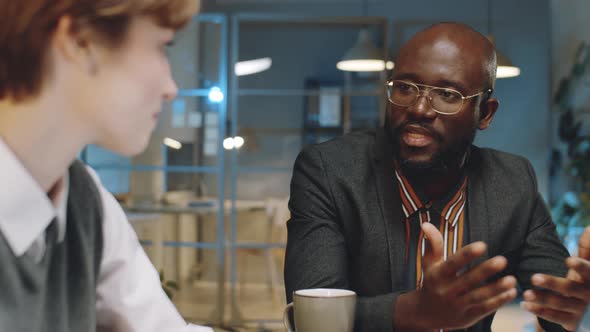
left=123, top=199, right=266, bottom=215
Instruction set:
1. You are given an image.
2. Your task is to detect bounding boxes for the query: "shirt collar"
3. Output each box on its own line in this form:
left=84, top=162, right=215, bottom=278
left=393, top=162, right=468, bottom=225
left=0, top=138, right=68, bottom=256
left=56, top=175, right=68, bottom=243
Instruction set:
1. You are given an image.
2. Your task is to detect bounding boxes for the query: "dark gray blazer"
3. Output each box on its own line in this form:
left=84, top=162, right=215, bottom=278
left=285, top=129, right=569, bottom=332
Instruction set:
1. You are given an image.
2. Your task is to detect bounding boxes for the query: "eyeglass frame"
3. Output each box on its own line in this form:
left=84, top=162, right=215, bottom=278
left=385, top=79, right=493, bottom=115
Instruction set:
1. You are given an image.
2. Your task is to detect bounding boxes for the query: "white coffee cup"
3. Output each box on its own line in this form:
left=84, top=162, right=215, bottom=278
left=283, top=288, right=357, bottom=332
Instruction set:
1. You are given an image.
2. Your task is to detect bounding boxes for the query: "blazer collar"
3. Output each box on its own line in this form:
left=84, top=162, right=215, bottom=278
left=465, top=146, right=490, bottom=264
left=373, top=127, right=393, bottom=163
left=372, top=127, right=407, bottom=290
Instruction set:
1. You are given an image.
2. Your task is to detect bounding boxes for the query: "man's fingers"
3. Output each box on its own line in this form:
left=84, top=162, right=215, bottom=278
left=523, top=289, right=586, bottom=315
left=521, top=302, right=577, bottom=331
left=567, top=268, right=583, bottom=283
left=421, top=222, right=444, bottom=268
left=437, top=241, right=487, bottom=278
left=568, top=257, right=590, bottom=282
left=458, top=275, right=517, bottom=305
left=446, top=256, right=509, bottom=295
left=531, top=273, right=590, bottom=301
left=578, top=226, right=590, bottom=260
left=463, top=288, right=517, bottom=319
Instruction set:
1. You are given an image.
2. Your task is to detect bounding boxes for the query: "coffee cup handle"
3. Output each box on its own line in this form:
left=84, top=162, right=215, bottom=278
left=283, top=302, right=295, bottom=332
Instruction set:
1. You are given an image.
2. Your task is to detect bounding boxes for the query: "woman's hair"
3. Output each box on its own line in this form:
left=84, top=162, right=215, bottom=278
left=0, top=0, right=199, bottom=101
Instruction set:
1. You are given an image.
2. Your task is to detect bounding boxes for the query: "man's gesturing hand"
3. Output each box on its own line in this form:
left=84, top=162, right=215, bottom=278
left=521, top=226, right=590, bottom=331
left=394, top=222, right=517, bottom=331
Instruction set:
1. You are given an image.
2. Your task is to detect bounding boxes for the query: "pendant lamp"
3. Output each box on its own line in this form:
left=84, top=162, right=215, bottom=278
left=487, top=0, right=520, bottom=78
left=336, top=0, right=389, bottom=72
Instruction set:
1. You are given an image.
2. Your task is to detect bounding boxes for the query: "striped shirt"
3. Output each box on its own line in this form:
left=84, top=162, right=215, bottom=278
left=394, top=164, right=469, bottom=332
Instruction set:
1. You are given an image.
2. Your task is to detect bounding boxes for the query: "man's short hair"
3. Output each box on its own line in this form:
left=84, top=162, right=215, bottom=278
left=0, top=0, right=199, bottom=101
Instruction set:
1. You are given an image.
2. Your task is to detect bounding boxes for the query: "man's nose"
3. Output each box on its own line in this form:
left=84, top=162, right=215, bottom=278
left=406, top=90, right=436, bottom=119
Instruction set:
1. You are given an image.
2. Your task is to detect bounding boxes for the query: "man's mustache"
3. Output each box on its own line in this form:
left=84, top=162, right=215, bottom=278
left=394, top=121, right=443, bottom=143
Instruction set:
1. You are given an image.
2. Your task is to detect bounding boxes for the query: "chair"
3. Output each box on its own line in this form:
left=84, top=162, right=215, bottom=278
left=236, top=197, right=289, bottom=305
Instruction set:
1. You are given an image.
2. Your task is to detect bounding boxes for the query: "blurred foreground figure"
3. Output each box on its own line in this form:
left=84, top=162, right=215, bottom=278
left=0, top=1, right=212, bottom=331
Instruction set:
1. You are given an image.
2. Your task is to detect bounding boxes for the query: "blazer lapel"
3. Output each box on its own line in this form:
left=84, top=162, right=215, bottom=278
left=467, top=147, right=490, bottom=264
left=372, top=129, right=407, bottom=290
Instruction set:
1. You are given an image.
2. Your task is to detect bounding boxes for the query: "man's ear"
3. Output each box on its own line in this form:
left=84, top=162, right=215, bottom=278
left=478, top=97, right=499, bottom=130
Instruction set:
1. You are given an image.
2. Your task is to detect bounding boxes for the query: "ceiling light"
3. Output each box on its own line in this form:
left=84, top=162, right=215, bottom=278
left=163, top=137, right=182, bottom=150
left=337, top=29, right=386, bottom=72
left=486, top=0, right=520, bottom=79
left=235, top=57, right=272, bottom=76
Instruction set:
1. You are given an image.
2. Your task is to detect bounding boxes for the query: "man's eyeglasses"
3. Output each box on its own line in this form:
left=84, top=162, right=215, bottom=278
left=385, top=80, right=493, bottom=115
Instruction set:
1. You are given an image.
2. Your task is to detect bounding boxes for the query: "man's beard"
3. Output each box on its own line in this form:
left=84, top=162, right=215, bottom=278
left=387, top=118, right=477, bottom=178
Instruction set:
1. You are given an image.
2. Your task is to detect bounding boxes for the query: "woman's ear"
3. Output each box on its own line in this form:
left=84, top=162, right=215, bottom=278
left=52, top=16, right=80, bottom=61
left=51, top=15, right=98, bottom=75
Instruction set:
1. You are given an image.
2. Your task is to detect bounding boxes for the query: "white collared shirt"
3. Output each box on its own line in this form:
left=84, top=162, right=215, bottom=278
left=0, top=139, right=212, bottom=332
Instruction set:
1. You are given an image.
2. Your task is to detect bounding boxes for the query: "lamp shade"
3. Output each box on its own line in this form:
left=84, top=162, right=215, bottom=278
left=496, top=49, right=521, bottom=78
left=487, top=35, right=520, bottom=79
left=235, top=57, right=272, bottom=76
left=337, top=29, right=385, bottom=72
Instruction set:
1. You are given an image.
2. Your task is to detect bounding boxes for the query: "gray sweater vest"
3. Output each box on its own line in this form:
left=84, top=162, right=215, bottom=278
left=0, top=161, right=104, bottom=331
